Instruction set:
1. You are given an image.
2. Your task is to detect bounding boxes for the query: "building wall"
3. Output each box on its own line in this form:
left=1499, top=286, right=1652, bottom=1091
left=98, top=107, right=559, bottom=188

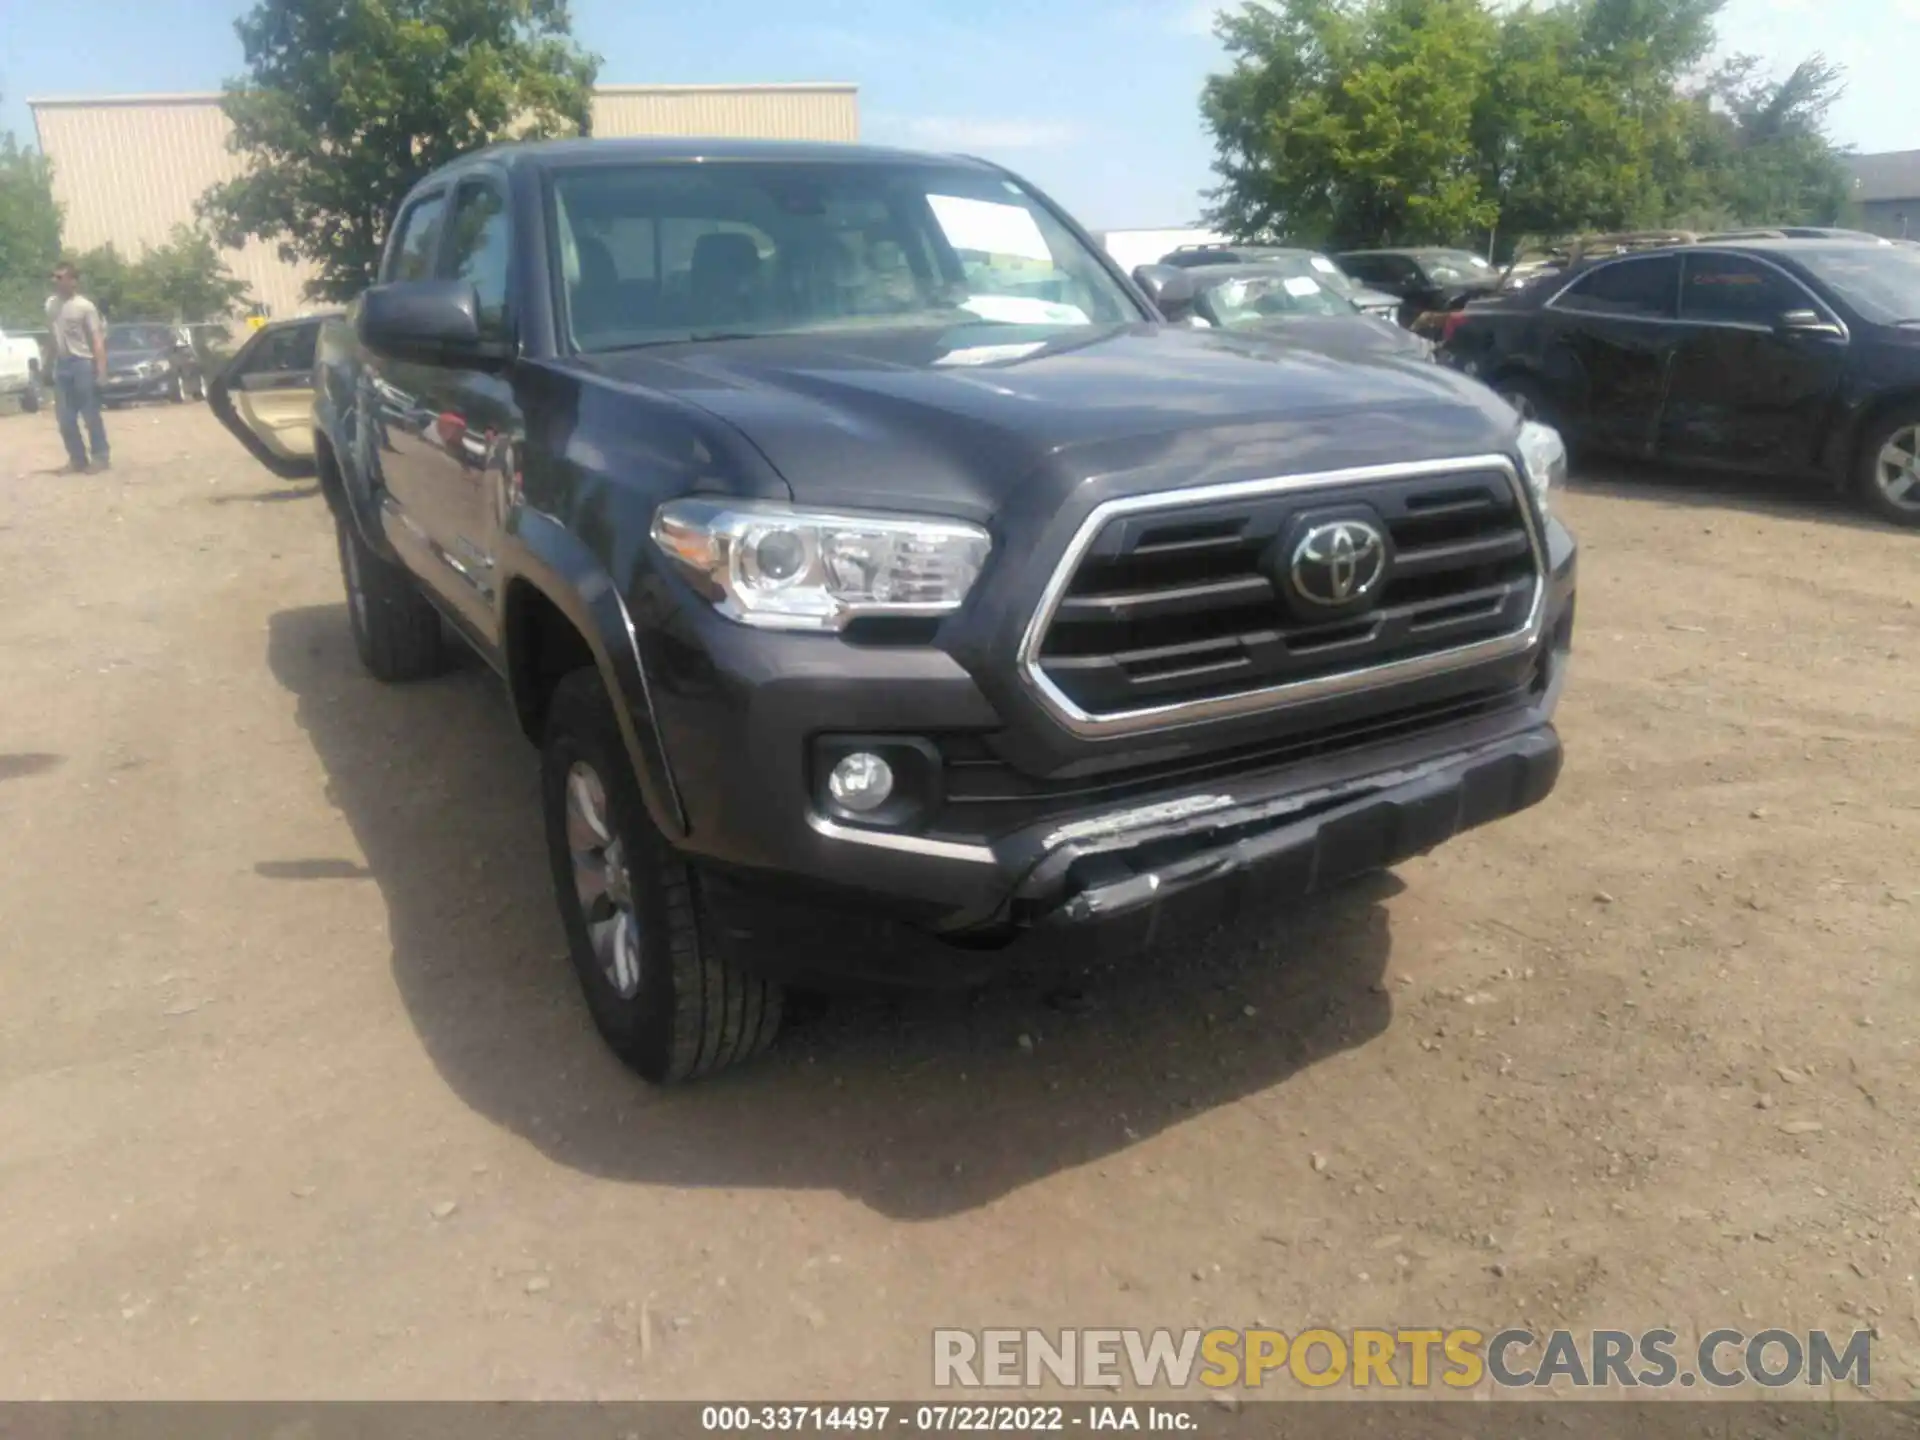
left=592, top=84, right=857, bottom=144
left=30, top=84, right=858, bottom=323
left=1856, top=198, right=1915, bottom=240
left=31, top=95, right=319, bottom=324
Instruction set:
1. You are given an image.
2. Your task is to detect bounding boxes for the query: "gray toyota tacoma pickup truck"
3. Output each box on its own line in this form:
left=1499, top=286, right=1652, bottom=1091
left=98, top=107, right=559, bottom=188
left=211, top=138, right=1577, bottom=1081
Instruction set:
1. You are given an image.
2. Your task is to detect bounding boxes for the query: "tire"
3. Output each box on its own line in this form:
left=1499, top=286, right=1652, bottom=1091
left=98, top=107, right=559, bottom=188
left=20, top=369, right=41, bottom=414
left=1854, top=406, right=1920, bottom=528
left=541, top=668, right=783, bottom=1083
left=335, top=517, right=449, bottom=681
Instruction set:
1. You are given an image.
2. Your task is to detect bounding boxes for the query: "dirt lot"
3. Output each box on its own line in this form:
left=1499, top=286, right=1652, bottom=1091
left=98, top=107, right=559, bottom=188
left=0, top=402, right=1915, bottom=1401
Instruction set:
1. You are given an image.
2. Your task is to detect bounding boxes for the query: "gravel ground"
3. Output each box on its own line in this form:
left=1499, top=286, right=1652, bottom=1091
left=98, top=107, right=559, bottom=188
left=0, top=402, right=1915, bottom=1400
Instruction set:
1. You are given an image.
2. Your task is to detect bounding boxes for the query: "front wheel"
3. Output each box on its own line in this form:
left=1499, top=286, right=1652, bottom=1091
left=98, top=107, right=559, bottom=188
left=1857, top=409, right=1920, bottom=528
left=541, top=669, right=783, bottom=1083
left=335, top=517, right=448, bottom=681
left=20, top=370, right=41, bottom=414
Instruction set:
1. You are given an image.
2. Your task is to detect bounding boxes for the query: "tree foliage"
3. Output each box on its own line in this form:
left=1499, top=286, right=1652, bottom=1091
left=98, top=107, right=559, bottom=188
left=1202, top=0, right=1853, bottom=253
left=71, top=226, right=254, bottom=323
left=198, top=0, right=599, bottom=303
left=0, top=105, right=63, bottom=329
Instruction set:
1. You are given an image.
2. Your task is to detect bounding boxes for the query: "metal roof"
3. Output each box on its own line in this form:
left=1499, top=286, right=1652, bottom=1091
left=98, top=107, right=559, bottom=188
left=1848, top=149, right=1920, bottom=203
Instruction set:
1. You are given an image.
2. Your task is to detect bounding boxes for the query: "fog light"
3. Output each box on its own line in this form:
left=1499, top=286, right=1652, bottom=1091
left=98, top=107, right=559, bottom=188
left=828, top=752, right=894, bottom=813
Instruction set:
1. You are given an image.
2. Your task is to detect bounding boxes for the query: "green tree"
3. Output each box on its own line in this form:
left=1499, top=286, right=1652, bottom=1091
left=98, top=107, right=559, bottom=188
left=1202, top=0, right=1850, bottom=254
left=72, top=226, right=252, bottom=322
left=1202, top=0, right=1500, bottom=246
left=0, top=103, right=64, bottom=329
left=198, top=0, right=598, bottom=302
left=1675, top=56, right=1850, bottom=228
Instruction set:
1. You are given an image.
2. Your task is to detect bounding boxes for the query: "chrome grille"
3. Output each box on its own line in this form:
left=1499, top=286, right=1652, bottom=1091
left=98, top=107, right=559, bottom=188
left=1020, top=457, right=1545, bottom=737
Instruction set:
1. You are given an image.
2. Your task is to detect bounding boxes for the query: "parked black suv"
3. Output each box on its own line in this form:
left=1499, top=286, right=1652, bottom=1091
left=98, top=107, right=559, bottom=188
left=213, top=139, right=1578, bottom=1081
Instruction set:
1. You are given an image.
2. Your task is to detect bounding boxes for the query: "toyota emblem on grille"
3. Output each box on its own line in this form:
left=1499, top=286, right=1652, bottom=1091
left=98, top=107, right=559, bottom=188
left=1289, top=520, right=1388, bottom=607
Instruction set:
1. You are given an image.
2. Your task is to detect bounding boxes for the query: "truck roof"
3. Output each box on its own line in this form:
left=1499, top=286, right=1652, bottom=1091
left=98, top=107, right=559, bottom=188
left=461, top=136, right=999, bottom=171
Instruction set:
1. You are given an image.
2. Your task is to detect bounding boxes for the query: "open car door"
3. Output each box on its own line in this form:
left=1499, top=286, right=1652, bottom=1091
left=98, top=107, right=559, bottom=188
left=208, top=316, right=326, bottom=479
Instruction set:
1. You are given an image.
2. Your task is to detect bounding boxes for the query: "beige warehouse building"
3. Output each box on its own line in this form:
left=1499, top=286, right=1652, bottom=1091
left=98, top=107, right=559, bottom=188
left=30, top=83, right=859, bottom=323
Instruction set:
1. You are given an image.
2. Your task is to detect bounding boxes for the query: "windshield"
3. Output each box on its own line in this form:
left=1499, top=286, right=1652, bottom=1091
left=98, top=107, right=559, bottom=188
left=1195, top=265, right=1358, bottom=325
left=1299, top=253, right=1366, bottom=296
left=108, top=324, right=176, bottom=352
left=1417, top=251, right=1494, bottom=286
left=1793, top=245, right=1920, bottom=324
left=550, top=161, right=1141, bottom=351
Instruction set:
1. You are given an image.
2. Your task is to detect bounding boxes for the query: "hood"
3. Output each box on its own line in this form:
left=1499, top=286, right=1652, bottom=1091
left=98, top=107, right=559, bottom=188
left=1228, top=312, right=1432, bottom=362
left=568, top=322, right=1519, bottom=519
left=106, top=348, right=169, bottom=369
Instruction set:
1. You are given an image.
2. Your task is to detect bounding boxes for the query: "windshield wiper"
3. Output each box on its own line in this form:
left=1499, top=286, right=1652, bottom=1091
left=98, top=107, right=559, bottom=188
left=593, top=331, right=766, bottom=353
left=1893, top=318, right=1920, bottom=328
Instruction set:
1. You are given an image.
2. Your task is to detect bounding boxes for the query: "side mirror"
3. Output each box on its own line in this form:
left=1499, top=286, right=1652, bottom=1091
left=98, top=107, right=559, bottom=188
left=359, top=280, right=499, bottom=365
left=1133, top=264, right=1199, bottom=323
left=1775, top=308, right=1845, bottom=340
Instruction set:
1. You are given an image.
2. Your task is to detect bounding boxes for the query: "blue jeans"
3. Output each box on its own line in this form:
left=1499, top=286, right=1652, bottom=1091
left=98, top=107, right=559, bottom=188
left=54, top=356, right=110, bottom=469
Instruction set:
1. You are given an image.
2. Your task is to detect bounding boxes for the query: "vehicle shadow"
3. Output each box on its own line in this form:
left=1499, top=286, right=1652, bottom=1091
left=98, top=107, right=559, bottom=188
left=265, top=603, right=1400, bottom=1220
left=1568, top=458, right=1899, bottom=533
left=210, top=483, right=323, bottom=506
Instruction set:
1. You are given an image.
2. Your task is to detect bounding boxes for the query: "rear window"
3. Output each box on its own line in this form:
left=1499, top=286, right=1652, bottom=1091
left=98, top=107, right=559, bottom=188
left=1554, top=256, right=1679, bottom=319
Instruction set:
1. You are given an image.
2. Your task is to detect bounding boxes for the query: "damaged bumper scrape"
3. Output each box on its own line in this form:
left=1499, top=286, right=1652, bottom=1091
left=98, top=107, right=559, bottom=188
left=1010, top=726, right=1563, bottom=938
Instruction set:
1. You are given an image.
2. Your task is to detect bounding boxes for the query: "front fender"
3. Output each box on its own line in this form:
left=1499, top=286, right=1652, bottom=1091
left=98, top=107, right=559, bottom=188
left=502, top=508, right=688, bottom=841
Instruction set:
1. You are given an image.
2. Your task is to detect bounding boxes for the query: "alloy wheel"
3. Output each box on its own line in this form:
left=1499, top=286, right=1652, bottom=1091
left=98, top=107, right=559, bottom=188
left=1874, top=424, right=1920, bottom=513
left=565, top=761, right=643, bottom=1000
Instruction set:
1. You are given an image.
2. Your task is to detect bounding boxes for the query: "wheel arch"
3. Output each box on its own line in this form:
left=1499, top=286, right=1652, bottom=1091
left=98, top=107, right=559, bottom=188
left=502, top=516, right=688, bottom=841
left=1840, top=387, right=1920, bottom=489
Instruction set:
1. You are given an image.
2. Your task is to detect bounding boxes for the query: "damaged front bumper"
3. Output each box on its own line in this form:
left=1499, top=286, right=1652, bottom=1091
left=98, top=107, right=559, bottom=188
left=1018, top=724, right=1560, bottom=951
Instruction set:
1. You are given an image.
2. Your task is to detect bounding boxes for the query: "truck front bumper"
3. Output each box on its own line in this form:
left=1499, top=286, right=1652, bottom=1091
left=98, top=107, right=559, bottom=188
left=642, top=510, right=1575, bottom=987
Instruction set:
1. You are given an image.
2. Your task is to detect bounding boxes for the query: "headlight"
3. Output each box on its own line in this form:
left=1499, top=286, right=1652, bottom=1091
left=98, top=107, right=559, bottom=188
left=651, top=498, right=991, bottom=632
left=1516, top=419, right=1566, bottom=517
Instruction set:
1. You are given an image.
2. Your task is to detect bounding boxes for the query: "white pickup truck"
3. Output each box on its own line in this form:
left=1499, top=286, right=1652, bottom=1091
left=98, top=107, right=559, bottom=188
left=0, top=327, right=45, bottom=412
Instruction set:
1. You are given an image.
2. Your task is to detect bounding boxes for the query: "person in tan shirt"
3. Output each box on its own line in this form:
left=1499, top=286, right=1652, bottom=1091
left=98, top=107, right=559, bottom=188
left=45, top=261, right=110, bottom=473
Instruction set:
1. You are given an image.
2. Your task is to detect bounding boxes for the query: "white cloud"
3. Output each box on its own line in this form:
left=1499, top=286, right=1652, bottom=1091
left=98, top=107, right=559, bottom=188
left=871, top=114, right=1083, bottom=151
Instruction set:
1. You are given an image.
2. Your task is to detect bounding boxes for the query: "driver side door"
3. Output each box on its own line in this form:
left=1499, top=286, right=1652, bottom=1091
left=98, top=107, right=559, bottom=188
left=1657, top=252, right=1848, bottom=472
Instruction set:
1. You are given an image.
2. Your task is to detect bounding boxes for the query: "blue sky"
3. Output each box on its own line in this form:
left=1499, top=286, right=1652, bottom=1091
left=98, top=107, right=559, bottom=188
left=0, top=0, right=1908, bottom=232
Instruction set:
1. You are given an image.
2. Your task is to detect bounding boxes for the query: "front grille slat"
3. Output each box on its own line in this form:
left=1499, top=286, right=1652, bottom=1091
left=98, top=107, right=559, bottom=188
left=1031, top=464, right=1542, bottom=722
left=1392, top=531, right=1532, bottom=579
left=1055, top=573, right=1275, bottom=624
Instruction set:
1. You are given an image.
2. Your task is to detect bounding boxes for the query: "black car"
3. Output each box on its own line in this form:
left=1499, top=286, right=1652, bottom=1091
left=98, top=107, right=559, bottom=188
left=1159, top=243, right=1404, bottom=322
left=210, top=137, right=1576, bottom=1081
left=1134, top=261, right=1435, bottom=363
left=100, top=322, right=205, bottom=405
left=1438, top=240, right=1920, bottom=527
left=1334, top=248, right=1503, bottom=329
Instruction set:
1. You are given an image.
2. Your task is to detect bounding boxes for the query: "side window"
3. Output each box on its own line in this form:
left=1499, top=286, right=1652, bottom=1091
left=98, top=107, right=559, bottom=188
left=1555, top=256, right=1680, bottom=319
left=236, top=320, right=319, bottom=378
left=386, top=193, right=446, bottom=283
left=1681, top=253, right=1806, bottom=325
left=443, top=180, right=512, bottom=338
